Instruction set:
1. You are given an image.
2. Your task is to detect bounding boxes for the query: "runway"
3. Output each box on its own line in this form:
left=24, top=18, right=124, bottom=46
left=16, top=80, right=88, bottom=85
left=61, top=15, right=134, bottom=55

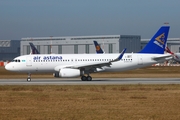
left=0, top=78, right=180, bottom=85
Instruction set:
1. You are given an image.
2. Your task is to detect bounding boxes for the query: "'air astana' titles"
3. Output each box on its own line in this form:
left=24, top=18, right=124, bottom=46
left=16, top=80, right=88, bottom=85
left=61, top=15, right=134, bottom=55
left=33, top=56, right=63, bottom=60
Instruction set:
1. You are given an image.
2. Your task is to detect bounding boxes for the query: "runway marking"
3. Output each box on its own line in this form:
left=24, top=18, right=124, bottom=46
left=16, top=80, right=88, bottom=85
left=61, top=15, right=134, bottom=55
left=0, top=78, right=180, bottom=85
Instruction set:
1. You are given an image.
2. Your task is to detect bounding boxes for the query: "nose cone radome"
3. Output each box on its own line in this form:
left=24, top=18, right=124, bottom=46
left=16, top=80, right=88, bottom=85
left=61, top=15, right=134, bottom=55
left=5, top=64, right=10, bottom=71
left=5, top=63, right=15, bottom=71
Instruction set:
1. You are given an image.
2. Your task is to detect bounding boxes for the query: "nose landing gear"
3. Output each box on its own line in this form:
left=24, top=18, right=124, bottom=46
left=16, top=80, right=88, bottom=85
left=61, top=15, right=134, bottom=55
left=27, top=73, right=31, bottom=82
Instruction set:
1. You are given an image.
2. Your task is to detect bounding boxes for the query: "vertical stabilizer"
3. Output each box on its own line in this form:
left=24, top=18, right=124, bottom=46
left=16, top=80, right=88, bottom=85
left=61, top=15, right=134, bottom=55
left=29, top=42, right=40, bottom=54
left=93, top=41, right=104, bottom=53
left=139, top=26, right=170, bottom=54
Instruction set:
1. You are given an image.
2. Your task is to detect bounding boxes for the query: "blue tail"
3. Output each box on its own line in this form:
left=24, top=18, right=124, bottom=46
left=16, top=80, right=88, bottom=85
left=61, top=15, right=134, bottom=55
left=93, top=41, right=104, bottom=54
left=139, top=26, right=170, bottom=54
left=29, top=42, right=40, bottom=54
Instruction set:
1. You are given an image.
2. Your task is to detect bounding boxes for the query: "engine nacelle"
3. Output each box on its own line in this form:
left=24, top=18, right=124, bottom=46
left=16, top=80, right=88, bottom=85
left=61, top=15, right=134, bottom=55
left=53, top=68, right=83, bottom=78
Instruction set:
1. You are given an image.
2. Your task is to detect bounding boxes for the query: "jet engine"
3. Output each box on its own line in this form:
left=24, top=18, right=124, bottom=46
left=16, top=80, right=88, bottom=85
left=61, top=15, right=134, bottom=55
left=53, top=68, right=83, bottom=78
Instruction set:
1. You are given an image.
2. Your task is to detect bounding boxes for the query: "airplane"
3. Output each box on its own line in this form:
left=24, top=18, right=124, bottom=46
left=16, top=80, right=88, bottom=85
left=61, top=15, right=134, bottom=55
left=29, top=42, right=40, bottom=54
left=5, top=26, right=172, bottom=82
left=165, top=46, right=180, bottom=62
left=93, top=41, right=104, bottom=53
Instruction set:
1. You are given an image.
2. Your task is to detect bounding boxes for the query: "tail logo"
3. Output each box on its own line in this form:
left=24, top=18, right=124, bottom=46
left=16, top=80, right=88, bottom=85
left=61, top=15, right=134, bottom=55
left=153, top=33, right=165, bottom=48
left=96, top=45, right=100, bottom=51
left=155, top=33, right=165, bottom=44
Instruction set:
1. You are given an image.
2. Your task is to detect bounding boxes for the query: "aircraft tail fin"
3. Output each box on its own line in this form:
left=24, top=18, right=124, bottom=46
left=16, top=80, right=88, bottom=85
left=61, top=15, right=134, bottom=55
left=165, top=46, right=180, bottom=61
left=29, top=42, right=40, bottom=54
left=93, top=41, right=104, bottom=54
left=139, top=26, right=170, bottom=54
left=165, top=46, right=173, bottom=54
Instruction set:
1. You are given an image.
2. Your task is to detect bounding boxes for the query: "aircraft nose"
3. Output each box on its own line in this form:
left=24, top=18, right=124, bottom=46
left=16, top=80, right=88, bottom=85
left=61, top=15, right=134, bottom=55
left=5, top=64, right=10, bottom=70
left=5, top=63, right=13, bottom=71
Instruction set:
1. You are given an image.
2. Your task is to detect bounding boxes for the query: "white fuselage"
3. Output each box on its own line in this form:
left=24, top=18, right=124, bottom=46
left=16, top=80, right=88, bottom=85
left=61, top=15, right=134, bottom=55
left=5, top=53, right=170, bottom=74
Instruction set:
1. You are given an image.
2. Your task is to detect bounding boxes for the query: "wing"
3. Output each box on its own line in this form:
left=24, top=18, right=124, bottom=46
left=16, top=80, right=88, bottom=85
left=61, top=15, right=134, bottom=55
left=54, top=48, right=126, bottom=72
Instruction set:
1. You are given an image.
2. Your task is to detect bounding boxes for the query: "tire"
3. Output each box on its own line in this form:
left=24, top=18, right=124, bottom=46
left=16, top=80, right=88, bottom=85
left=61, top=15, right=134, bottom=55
left=27, top=78, right=31, bottom=82
left=81, top=76, right=87, bottom=81
left=87, top=76, right=92, bottom=81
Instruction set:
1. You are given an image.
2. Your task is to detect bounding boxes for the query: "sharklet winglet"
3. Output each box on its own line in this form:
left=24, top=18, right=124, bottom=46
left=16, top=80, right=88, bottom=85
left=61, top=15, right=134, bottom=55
left=111, top=48, right=126, bottom=62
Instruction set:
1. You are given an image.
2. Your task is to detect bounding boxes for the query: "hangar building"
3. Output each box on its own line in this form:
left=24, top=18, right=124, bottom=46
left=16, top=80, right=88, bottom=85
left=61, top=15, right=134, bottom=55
left=21, top=35, right=141, bottom=55
left=0, top=40, right=20, bottom=61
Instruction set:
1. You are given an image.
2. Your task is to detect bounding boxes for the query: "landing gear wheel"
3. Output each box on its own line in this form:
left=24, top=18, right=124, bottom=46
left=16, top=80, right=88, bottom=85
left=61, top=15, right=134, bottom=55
left=27, top=73, right=31, bottom=82
left=87, top=76, right=92, bottom=81
left=81, top=76, right=87, bottom=81
left=27, top=77, right=31, bottom=82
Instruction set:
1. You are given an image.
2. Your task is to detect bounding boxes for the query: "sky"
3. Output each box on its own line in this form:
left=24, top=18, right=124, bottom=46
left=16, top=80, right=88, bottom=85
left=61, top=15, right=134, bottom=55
left=0, top=0, right=180, bottom=40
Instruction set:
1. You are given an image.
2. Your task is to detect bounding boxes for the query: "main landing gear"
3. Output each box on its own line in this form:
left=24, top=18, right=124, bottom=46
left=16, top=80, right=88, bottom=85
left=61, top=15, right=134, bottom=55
left=26, top=73, right=92, bottom=82
left=27, top=73, right=31, bottom=82
left=81, top=75, right=92, bottom=81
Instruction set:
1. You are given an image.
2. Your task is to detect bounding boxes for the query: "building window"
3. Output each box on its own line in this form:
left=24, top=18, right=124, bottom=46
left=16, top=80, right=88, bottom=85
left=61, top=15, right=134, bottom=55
left=74, top=45, right=78, bottom=54
left=58, top=45, right=62, bottom=54
left=141, top=46, right=143, bottom=50
left=109, top=44, right=113, bottom=53
left=85, top=44, right=89, bottom=53
left=48, top=45, right=51, bottom=54
left=27, top=46, right=30, bottom=54
left=37, top=45, right=40, bottom=53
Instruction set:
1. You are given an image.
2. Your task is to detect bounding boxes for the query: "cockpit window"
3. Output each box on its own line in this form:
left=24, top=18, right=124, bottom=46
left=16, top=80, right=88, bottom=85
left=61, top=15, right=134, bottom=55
left=12, top=59, right=21, bottom=62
